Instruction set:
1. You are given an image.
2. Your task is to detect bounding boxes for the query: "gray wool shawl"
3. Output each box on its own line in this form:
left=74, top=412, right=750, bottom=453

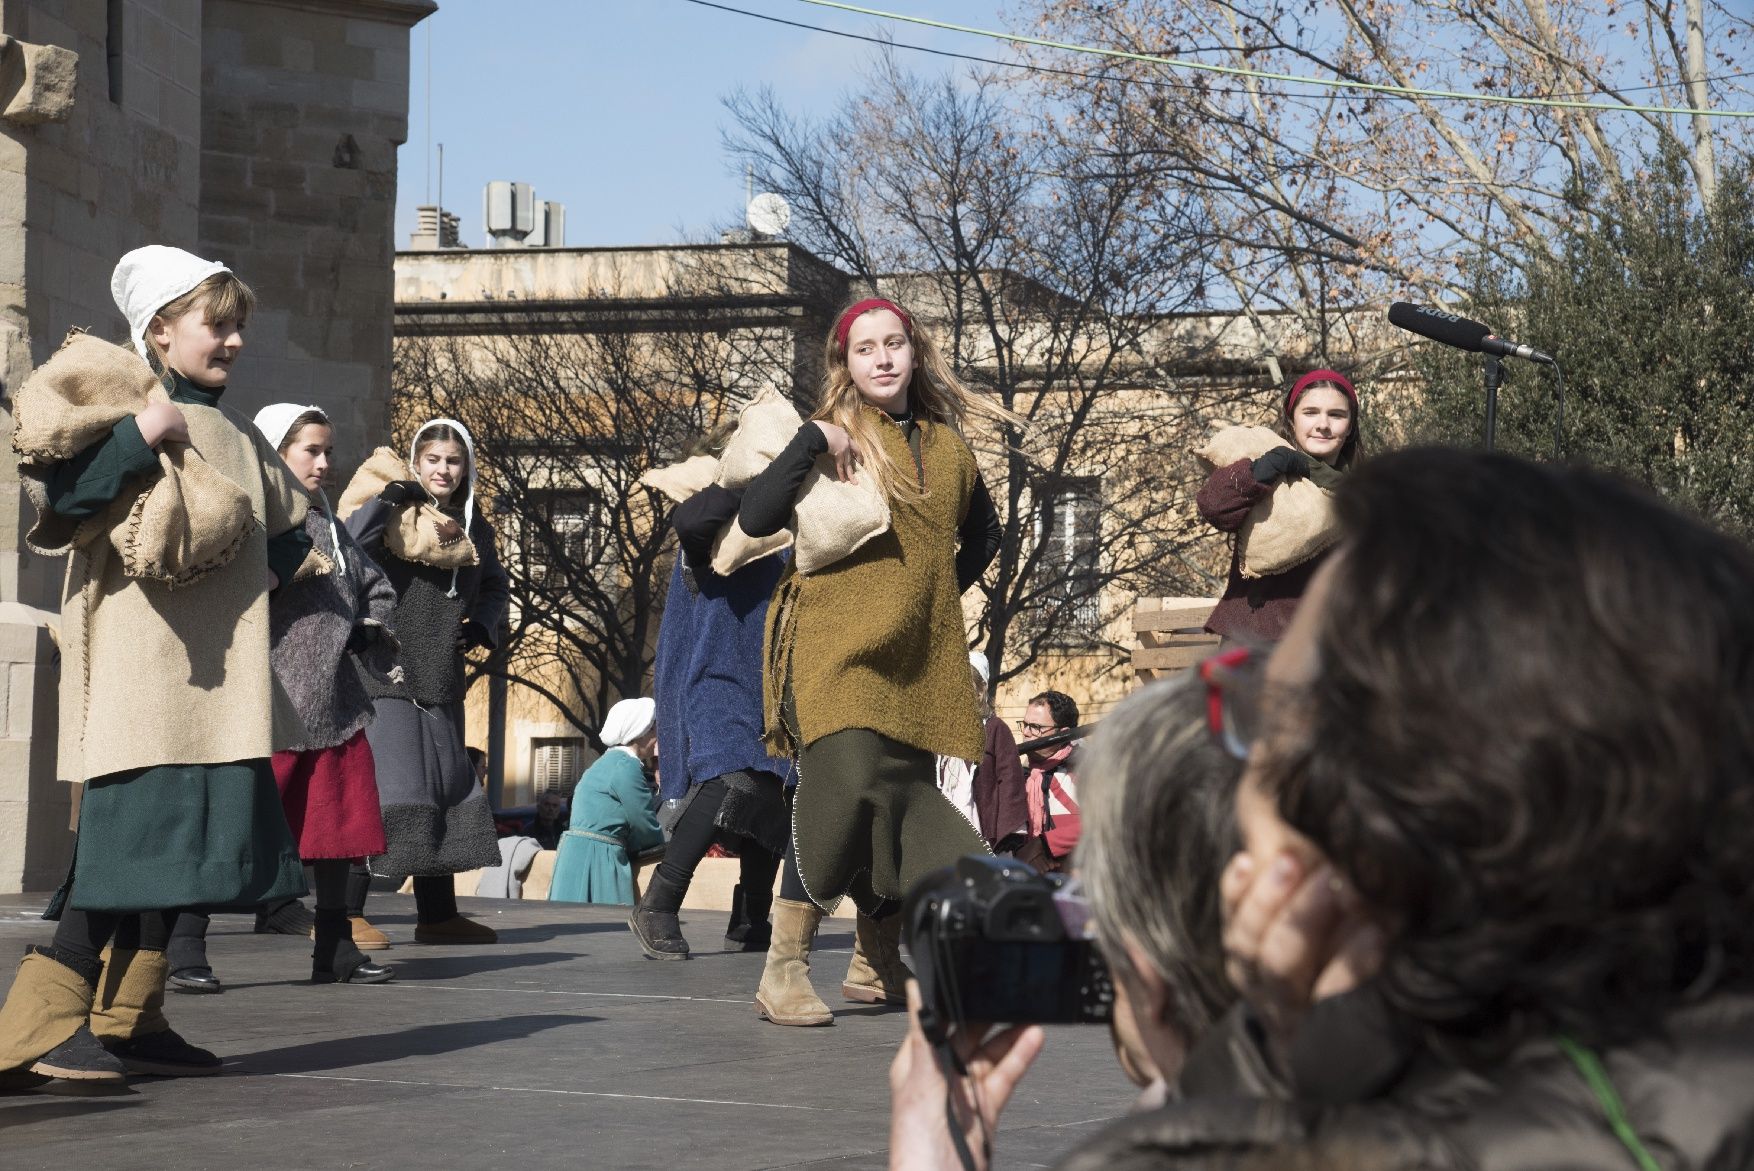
left=270, top=504, right=399, bottom=752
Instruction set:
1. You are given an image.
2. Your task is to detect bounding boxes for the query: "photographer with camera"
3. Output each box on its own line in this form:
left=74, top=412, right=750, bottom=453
left=889, top=676, right=1242, bottom=1169
left=893, top=448, right=1754, bottom=1170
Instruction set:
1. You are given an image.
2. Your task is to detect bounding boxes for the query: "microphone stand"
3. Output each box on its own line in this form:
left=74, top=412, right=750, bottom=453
left=1482, top=353, right=1503, bottom=452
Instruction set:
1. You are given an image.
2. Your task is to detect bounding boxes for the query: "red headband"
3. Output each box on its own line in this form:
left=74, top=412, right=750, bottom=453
left=1286, top=368, right=1358, bottom=416
left=834, top=298, right=912, bottom=349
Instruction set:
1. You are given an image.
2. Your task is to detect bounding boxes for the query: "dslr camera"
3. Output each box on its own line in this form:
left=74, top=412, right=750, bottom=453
left=904, top=854, right=1114, bottom=1042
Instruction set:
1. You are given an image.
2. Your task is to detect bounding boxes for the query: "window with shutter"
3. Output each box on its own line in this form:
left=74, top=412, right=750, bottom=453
left=531, top=737, right=585, bottom=796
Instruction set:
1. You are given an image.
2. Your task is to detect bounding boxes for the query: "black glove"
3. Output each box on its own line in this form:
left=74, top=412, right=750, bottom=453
left=380, top=480, right=430, bottom=507
left=457, top=618, right=493, bottom=652
left=1250, top=446, right=1309, bottom=485
left=344, top=624, right=380, bottom=656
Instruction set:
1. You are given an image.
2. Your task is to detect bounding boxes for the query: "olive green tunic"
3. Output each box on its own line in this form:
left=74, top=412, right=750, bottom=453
left=763, top=411, right=989, bottom=909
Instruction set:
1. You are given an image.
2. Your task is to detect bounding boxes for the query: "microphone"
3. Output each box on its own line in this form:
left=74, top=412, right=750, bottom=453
left=1388, top=302, right=1554, bottom=364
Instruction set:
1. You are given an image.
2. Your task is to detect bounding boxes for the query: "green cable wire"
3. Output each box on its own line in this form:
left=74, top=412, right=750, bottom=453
left=794, top=0, right=1754, bottom=120
left=1555, top=1035, right=1664, bottom=1171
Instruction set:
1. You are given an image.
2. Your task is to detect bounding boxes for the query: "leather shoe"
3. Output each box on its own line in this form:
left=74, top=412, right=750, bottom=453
left=168, top=967, right=223, bottom=995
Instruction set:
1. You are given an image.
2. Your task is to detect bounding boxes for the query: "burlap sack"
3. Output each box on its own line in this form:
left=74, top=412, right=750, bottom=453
left=336, top=447, right=478, bottom=571
left=115, top=442, right=254, bottom=587
left=640, top=453, right=793, bottom=575
left=10, top=330, right=160, bottom=462
left=711, top=387, right=889, bottom=575
left=1197, top=425, right=1341, bottom=579
left=14, top=331, right=255, bottom=585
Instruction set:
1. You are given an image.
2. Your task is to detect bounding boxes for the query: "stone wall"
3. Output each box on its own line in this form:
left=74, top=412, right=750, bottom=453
left=199, top=0, right=432, bottom=474
left=0, top=0, right=432, bottom=893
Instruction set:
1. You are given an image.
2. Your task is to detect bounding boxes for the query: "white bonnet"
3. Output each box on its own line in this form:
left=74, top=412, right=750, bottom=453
left=111, top=245, right=231, bottom=360
left=600, top=697, right=657, bottom=748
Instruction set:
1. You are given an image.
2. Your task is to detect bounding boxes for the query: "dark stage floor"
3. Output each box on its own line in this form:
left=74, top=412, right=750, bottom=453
left=0, top=894, right=1134, bottom=1170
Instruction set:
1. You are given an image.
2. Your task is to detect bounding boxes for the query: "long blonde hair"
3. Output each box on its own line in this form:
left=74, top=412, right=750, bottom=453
left=812, top=296, right=1015, bottom=503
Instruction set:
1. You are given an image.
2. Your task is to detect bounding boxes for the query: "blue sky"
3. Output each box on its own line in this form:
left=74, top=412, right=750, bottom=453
left=394, top=1, right=1010, bottom=250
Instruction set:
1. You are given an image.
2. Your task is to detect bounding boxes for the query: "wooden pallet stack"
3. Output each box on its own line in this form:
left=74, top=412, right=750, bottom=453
left=1132, top=596, right=1221, bottom=683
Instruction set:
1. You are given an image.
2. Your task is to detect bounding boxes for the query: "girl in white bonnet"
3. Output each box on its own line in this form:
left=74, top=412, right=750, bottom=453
left=0, top=246, right=310, bottom=1088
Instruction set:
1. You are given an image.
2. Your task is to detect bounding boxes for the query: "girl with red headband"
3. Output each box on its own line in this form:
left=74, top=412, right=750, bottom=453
left=737, top=296, right=1008, bottom=1027
left=1196, top=370, right=1362, bottom=644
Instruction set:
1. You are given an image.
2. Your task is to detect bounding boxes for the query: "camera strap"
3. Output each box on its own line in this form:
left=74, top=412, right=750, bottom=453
left=932, top=1039, right=986, bottom=1171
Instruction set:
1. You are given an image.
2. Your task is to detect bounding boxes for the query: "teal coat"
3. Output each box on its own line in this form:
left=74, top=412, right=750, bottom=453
left=547, top=748, right=664, bottom=905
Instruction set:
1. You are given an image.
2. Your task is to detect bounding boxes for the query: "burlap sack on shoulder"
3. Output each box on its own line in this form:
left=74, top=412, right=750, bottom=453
left=640, top=452, right=794, bottom=575
left=337, top=447, right=478, bottom=571
left=1197, top=425, right=1341, bottom=579
left=710, top=386, right=889, bottom=575
left=14, top=331, right=253, bottom=584
left=11, top=330, right=159, bottom=463
left=714, top=386, right=799, bottom=490
left=115, top=441, right=254, bottom=587
left=790, top=457, right=889, bottom=574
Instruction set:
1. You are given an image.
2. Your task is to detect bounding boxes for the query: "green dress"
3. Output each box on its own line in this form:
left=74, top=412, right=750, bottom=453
left=46, top=376, right=307, bottom=914
left=547, top=748, right=664, bottom=906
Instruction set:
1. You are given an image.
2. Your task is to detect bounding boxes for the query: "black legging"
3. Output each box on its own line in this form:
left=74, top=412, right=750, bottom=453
left=413, top=875, right=457, bottom=925
left=50, top=903, right=179, bottom=969
left=346, top=863, right=454, bottom=922
left=656, top=777, right=730, bottom=889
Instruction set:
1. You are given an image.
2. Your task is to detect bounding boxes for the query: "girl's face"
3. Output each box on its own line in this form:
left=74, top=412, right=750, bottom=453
left=1290, top=385, right=1353, bottom=465
left=417, top=439, right=467, bottom=505
left=280, top=423, right=333, bottom=493
left=844, top=309, right=915, bottom=413
left=150, top=307, right=244, bottom=388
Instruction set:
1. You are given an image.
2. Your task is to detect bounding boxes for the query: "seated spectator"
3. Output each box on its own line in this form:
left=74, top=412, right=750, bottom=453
left=549, top=699, right=665, bottom=906
left=891, top=447, right=1754, bottom=1169
left=466, top=745, right=488, bottom=788
left=1017, top=690, right=1081, bottom=872
left=528, top=790, right=567, bottom=851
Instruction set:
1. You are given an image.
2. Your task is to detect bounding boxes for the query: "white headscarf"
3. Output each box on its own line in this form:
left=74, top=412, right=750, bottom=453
left=968, top=650, right=991, bottom=685
left=111, top=245, right=231, bottom=361
left=252, top=402, right=344, bottom=575
left=599, top=698, right=656, bottom=748
left=410, top=417, right=479, bottom=597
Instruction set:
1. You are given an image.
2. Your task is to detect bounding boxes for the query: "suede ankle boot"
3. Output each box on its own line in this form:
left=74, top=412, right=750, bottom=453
left=89, top=947, right=220, bottom=1077
left=0, top=948, right=123, bottom=1084
left=842, top=912, right=911, bottom=1005
left=755, top=898, right=833, bottom=1027
left=312, top=909, right=395, bottom=985
left=629, top=869, right=690, bottom=960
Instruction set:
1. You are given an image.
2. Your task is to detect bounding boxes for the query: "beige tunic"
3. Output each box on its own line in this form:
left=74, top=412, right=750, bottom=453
left=54, top=401, right=308, bottom=782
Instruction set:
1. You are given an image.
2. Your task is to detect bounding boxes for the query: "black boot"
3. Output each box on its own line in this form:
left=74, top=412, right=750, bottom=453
left=628, top=871, right=690, bottom=960
left=311, top=909, right=395, bottom=985
left=256, top=897, right=316, bottom=937
left=726, top=847, right=778, bottom=952
left=166, top=913, right=222, bottom=994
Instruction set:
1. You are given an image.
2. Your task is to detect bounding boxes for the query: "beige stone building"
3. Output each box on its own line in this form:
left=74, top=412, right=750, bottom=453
left=393, top=239, right=1381, bottom=804
left=0, top=0, right=433, bottom=893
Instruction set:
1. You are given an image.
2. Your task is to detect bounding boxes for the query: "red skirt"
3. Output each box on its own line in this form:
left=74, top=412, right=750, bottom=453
left=273, top=729, right=388, bottom=860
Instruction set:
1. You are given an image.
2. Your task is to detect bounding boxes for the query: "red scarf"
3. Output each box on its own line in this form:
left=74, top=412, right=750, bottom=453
left=1025, top=743, right=1075, bottom=838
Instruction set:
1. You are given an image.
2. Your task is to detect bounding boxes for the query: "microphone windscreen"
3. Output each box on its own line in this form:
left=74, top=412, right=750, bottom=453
left=1387, top=302, right=1491, bottom=353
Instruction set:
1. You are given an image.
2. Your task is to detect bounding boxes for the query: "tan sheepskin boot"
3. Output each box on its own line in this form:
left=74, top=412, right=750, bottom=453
left=842, top=912, right=911, bottom=1005
left=0, top=948, right=119, bottom=1085
left=754, top=898, right=833, bottom=1027
left=89, top=948, right=220, bottom=1077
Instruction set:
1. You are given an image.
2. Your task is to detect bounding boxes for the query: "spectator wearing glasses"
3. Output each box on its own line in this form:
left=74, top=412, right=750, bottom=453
left=1016, top=690, right=1081, bottom=873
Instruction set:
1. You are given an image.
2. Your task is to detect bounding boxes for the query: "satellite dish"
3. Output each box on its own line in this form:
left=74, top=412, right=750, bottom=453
left=747, top=192, right=792, bottom=237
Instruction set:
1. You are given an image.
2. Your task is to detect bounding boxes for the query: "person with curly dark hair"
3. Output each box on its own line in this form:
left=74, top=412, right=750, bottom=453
left=887, top=446, right=1754, bottom=1169
left=1190, top=447, right=1754, bottom=1167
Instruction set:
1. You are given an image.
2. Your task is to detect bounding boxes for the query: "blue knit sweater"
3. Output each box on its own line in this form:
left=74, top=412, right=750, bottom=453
left=655, top=536, right=793, bottom=803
